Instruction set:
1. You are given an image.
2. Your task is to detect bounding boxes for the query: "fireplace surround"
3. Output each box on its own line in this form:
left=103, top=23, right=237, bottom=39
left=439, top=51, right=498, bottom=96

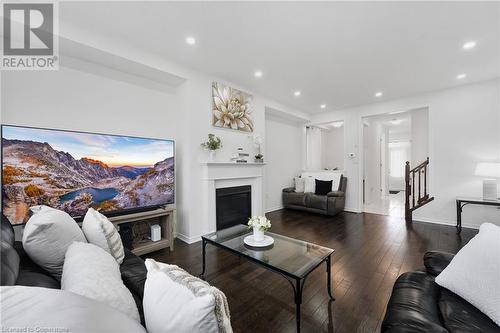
left=199, top=162, right=265, bottom=240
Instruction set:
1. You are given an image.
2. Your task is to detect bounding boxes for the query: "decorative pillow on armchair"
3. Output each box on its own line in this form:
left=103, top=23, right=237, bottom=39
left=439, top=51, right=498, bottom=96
left=144, top=259, right=232, bottom=333
left=435, top=223, right=500, bottom=325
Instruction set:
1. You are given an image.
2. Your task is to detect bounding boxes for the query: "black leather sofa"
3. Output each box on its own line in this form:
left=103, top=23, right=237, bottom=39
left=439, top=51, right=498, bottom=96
left=0, top=214, right=148, bottom=326
left=282, top=176, right=347, bottom=216
left=382, top=251, right=500, bottom=333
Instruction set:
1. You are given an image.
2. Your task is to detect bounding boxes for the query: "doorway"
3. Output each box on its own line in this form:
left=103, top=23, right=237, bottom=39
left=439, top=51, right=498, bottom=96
left=362, top=108, right=428, bottom=217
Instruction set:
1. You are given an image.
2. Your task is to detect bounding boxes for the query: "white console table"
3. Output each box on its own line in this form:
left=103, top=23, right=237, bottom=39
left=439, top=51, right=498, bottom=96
left=109, top=207, right=175, bottom=256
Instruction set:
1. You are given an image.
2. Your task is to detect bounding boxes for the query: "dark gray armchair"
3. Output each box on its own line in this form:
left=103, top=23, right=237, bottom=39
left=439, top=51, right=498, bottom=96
left=282, top=176, right=347, bottom=216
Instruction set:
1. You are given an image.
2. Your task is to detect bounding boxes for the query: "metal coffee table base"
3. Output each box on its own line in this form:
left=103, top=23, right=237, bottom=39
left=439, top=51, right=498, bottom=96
left=200, top=239, right=335, bottom=333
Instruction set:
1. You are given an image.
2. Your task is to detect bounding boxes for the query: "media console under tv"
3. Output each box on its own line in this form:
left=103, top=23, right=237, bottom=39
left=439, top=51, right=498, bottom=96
left=109, top=207, right=176, bottom=256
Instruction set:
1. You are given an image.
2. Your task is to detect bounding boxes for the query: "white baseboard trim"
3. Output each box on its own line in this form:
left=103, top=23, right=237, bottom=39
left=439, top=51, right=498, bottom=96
left=174, top=232, right=201, bottom=244
left=265, top=205, right=284, bottom=213
left=344, top=206, right=361, bottom=213
left=363, top=209, right=384, bottom=215
left=413, top=217, right=479, bottom=230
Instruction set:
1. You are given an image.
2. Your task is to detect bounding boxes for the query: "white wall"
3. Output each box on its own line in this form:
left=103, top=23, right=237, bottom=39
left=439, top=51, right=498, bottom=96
left=305, top=126, right=344, bottom=172
left=264, top=114, right=304, bottom=212
left=305, top=126, right=324, bottom=170
left=1, top=68, right=179, bottom=139
left=323, top=127, right=344, bottom=170
left=311, top=79, right=500, bottom=228
left=411, top=108, right=429, bottom=165
left=363, top=121, right=383, bottom=204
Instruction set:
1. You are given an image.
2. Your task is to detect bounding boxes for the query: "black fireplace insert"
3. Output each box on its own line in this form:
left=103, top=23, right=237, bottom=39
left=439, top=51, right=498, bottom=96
left=216, top=185, right=251, bottom=230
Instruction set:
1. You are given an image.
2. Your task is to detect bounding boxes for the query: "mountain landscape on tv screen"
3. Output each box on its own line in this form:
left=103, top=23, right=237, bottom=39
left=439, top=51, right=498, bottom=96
left=2, top=132, right=174, bottom=225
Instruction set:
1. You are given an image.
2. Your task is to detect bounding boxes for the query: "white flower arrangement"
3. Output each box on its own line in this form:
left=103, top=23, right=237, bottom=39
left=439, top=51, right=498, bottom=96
left=248, top=216, right=271, bottom=231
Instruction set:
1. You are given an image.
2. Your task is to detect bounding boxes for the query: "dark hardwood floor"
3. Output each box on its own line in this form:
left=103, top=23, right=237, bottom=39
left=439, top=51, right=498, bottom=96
left=148, top=210, right=477, bottom=333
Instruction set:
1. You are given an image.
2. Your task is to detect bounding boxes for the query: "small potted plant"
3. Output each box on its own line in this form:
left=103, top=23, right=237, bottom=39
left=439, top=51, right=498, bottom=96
left=248, top=215, right=271, bottom=241
left=254, top=153, right=264, bottom=163
left=201, top=134, right=222, bottom=161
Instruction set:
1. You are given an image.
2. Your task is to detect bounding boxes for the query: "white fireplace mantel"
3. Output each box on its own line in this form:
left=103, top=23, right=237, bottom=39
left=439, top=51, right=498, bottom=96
left=200, top=162, right=267, bottom=166
left=200, top=162, right=265, bottom=180
left=200, top=162, right=265, bottom=237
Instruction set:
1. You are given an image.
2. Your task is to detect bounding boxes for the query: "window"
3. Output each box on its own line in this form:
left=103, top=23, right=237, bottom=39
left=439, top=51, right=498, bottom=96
left=389, top=142, right=410, bottom=177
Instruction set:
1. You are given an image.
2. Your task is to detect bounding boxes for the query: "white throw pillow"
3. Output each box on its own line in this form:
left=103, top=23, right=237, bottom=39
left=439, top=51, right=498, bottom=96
left=61, top=242, right=140, bottom=322
left=1, top=286, right=146, bottom=333
left=82, top=208, right=125, bottom=264
left=144, top=259, right=232, bottom=333
left=330, top=173, right=342, bottom=191
left=435, top=223, right=500, bottom=325
left=301, top=171, right=342, bottom=191
left=304, top=177, right=315, bottom=193
left=294, top=177, right=305, bottom=193
left=22, top=205, right=87, bottom=280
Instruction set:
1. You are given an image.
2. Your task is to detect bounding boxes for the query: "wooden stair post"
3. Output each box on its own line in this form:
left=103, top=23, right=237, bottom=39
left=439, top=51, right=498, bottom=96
left=405, top=157, right=434, bottom=222
left=405, top=161, right=411, bottom=222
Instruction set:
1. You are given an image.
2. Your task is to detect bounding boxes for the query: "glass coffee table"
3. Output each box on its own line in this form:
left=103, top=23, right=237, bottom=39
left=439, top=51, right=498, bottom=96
left=200, top=225, right=335, bottom=332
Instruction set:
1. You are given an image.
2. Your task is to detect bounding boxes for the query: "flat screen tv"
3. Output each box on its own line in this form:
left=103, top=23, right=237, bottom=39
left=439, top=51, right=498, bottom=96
left=1, top=125, right=175, bottom=225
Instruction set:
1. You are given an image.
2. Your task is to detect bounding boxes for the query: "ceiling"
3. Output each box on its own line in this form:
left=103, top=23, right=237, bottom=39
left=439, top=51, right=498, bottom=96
left=364, top=111, right=411, bottom=129
left=60, top=2, right=500, bottom=114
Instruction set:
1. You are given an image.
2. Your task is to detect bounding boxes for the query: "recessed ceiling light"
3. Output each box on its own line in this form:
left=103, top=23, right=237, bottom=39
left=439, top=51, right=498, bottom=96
left=320, top=104, right=326, bottom=109
left=463, top=41, right=476, bottom=50
left=456, top=73, right=467, bottom=80
left=254, top=70, right=263, bottom=78
left=375, top=92, right=383, bottom=98
left=390, top=119, right=402, bottom=125
left=294, top=91, right=301, bottom=97
left=185, top=36, right=196, bottom=45
left=331, top=121, right=343, bottom=128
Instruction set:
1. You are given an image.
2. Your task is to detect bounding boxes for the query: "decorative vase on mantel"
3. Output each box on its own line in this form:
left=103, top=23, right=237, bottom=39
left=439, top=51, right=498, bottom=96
left=209, top=150, right=216, bottom=162
left=201, top=134, right=222, bottom=163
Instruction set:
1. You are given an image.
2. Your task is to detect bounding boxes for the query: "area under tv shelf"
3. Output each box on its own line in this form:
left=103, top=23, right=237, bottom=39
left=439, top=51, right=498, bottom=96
left=108, top=207, right=175, bottom=256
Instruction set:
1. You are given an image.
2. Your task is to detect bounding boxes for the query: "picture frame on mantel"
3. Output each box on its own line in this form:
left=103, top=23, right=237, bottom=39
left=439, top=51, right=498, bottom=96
left=211, top=81, right=253, bottom=132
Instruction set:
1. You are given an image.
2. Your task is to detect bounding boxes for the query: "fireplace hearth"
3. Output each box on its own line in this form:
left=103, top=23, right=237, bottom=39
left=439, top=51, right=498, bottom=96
left=216, top=185, right=251, bottom=230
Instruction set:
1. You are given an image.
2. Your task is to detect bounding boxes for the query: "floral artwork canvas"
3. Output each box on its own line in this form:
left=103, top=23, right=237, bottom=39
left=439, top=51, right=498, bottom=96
left=212, top=82, right=253, bottom=132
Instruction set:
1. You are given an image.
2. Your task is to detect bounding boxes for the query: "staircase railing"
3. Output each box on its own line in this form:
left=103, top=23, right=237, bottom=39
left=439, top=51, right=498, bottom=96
left=405, top=157, right=434, bottom=222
